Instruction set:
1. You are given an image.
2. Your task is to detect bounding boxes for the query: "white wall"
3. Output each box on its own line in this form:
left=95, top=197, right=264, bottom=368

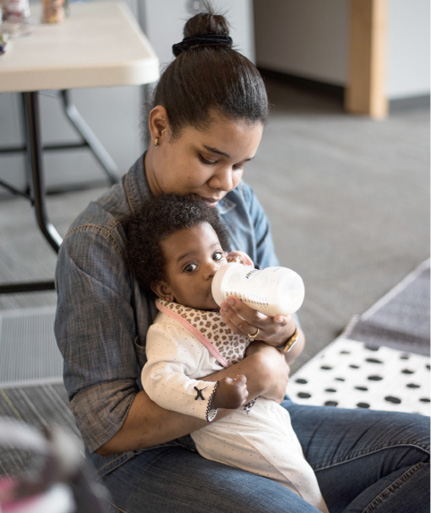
left=386, top=0, right=430, bottom=99
left=254, top=0, right=348, bottom=85
left=253, top=0, right=430, bottom=100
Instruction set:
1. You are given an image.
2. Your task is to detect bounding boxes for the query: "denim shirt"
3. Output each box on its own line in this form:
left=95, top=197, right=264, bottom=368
left=54, top=153, right=279, bottom=470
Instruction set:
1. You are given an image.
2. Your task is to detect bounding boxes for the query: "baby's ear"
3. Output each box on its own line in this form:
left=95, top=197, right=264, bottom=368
left=151, top=280, right=173, bottom=300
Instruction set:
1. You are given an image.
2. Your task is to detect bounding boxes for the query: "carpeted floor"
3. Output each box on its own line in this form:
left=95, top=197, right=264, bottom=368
left=0, top=384, right=82, bottom=475
left=0, top=306, right=61, bottom=388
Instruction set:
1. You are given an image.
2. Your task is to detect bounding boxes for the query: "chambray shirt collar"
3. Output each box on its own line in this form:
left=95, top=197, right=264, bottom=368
left=122, top=152, right=153, bottom=214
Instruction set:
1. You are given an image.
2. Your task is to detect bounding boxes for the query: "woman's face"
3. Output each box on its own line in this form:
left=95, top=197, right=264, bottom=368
left=146, top=110, right=263, bottom=207
left=153, top=222, right=228, bottom=310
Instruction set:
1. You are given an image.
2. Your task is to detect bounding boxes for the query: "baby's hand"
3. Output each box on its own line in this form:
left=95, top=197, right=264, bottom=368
left=211, top=375, right=249, bottom=410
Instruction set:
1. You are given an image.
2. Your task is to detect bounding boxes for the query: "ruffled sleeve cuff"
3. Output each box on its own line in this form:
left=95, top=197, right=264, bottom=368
left=205, top=381, right=220, bottom=422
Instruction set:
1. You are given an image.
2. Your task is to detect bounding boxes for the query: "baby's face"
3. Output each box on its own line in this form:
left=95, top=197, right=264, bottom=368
left=159, top=222, right=228, bottom=310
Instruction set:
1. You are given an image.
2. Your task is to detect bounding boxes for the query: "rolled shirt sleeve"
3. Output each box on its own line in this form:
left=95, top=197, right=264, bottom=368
left=55, top=213, right=152, bottom=453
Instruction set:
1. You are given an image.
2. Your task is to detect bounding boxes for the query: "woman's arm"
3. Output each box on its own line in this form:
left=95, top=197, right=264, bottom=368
left=97, top=344, right=290, bottom=455
left=97, top=389, right=206, bottom=455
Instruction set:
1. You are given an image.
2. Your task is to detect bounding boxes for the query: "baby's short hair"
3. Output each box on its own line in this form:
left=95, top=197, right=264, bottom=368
left=124, top=194, right=230, bottom=289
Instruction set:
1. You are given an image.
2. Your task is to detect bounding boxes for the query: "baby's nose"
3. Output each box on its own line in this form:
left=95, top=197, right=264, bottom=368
left=207, top=260, right=221, bottom=278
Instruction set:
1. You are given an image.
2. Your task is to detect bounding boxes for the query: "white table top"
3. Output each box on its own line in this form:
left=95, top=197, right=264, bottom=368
left=0, top=1, right=159, bottom=93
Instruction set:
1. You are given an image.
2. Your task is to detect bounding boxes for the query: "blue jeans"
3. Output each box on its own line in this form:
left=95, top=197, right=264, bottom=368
left=97, top=400, right=430, bottom=513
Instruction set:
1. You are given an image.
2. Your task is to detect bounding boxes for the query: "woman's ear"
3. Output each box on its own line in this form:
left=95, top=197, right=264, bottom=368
left=148, top=105, right=170, bottom=144
left=151, top=280, right=174, bottom=301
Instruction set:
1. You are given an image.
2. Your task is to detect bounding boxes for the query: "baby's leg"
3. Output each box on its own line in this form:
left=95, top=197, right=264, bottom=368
left=192, top=399, right=329, bottom=513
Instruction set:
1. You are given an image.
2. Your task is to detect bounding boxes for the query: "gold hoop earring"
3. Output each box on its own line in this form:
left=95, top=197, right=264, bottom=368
left=154, top=137, right=159, bottom=147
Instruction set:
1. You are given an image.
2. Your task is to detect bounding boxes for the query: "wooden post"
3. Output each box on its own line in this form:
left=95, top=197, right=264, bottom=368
left=345, top=0, right=388, bottom=118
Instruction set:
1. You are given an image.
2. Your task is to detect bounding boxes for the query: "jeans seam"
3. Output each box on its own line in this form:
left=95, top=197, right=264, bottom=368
left=96, top=451, right=136, bottom=476
left=314, top=440, right=430, bottom=471
left=362, top=462, right=426, bottom=513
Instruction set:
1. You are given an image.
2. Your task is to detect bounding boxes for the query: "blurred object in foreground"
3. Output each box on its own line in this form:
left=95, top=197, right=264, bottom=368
left=0, top=418, right=110, bottom=513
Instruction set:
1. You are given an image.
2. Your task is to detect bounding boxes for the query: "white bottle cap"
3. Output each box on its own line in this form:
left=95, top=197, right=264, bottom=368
left=211, top=263, right=239, bottom=306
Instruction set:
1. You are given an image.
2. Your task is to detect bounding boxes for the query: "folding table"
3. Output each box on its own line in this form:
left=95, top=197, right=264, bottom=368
left=0, top=1, right=159, bottom=293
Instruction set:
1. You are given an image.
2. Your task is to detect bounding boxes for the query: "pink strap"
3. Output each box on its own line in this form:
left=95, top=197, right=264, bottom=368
left=156, top=300, right=230, bottom=369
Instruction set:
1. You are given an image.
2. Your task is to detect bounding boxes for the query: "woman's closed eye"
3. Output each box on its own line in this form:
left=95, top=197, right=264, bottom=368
left=200, top=155, right=244, bottom=171
left=199, top=155, right=218, bottom=166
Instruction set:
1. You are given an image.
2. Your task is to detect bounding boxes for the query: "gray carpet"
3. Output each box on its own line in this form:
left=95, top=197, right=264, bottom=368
left=0, top=384, right=82, bottom=475
left=0, top=306, right=61, bottom=388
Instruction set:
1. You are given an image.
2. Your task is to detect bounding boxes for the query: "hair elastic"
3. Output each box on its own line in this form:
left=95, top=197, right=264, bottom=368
left=172, top=35, right=233, bottom=57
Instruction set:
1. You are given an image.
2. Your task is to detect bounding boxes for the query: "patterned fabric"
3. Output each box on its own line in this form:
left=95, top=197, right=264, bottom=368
left=158, top=300, right=250, bottom=365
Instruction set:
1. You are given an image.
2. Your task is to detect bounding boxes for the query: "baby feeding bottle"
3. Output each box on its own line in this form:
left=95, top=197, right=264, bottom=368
left=211, top=263, right=305, bottom=316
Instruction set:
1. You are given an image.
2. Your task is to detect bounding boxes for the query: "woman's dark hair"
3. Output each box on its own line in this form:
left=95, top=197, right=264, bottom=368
left=124, top=195, right=230, bottom=289
left=151, top=3, right=268, bottom=136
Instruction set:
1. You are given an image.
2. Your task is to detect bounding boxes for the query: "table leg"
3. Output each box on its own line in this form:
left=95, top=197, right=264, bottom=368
left=22, top=91, right=63, bottom=253
left=60, top=90, right=119, bottom=185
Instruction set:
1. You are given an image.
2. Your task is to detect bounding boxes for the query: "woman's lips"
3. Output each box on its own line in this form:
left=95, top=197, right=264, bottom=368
left=198, top=196, right=222, bottom=207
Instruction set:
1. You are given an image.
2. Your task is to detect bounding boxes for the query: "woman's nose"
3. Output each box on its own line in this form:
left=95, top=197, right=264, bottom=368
left=208, top=168, right=233, bottom=191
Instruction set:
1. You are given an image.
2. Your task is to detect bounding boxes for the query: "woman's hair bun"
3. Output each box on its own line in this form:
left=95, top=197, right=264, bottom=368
left=183, top=10, right=229, bottom=39
left=154, top=1, right=268, bottom=134
left=172, top=8, right=232, bottom=57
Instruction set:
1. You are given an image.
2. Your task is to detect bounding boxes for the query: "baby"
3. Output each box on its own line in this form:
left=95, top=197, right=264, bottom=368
left=125, top=194, right=328, bottom=513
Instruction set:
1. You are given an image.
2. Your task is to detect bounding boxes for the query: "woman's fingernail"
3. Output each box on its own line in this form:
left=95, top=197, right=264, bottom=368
left=227, top=298, right=235, bottom=306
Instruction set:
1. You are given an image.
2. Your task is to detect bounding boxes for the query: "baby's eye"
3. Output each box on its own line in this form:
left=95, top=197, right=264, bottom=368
left=213, top=251, right=224, bottom=261
left=183, top=263, right=197, bottom=273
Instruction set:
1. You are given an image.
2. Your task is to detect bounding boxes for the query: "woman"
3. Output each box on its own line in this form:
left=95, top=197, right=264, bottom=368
left=55, top=6, right=429, bottom=513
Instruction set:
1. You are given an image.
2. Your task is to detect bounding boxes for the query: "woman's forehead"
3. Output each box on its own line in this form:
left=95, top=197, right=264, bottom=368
left=181, top=115, right=263, bottom=151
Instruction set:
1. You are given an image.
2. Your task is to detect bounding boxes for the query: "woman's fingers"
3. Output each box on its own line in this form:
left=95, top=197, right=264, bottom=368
left=220, top=297, right=264, bottom=335
left=220, top=297, right=293, bottom=342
